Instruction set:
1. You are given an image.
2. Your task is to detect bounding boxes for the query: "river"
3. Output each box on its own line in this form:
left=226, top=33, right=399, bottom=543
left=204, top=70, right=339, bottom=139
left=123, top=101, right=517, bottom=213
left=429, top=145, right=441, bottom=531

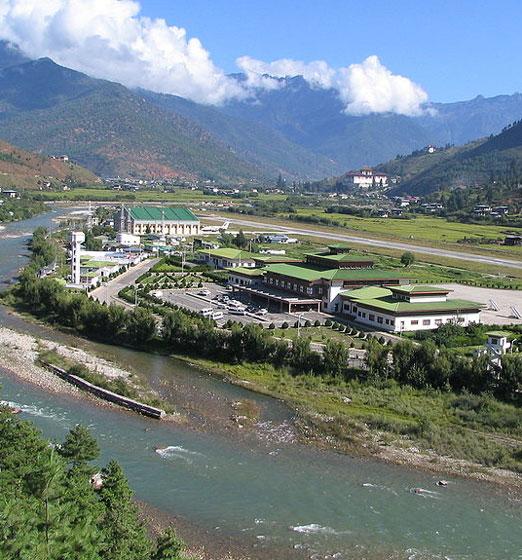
left=0, top=210, right=520, bottom=560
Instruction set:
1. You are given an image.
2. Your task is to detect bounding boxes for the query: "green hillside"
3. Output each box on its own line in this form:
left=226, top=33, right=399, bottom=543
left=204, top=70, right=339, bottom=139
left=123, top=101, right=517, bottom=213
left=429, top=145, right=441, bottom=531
left=380, top=121, right=522, bottom=196
left=0, top=58, right=263, bottom=182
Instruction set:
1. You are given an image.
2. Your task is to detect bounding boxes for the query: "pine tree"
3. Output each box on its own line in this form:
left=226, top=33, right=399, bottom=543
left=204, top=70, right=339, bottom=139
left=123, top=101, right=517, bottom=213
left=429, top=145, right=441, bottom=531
left=99, top=460, right=152, bottom=560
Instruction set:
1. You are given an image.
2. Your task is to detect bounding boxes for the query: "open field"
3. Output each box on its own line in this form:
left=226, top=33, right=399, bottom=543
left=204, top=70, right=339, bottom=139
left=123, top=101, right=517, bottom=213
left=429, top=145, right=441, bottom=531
left=291, top=209, right=522, bottom=257
left=202, top=213, right=522, bottom=271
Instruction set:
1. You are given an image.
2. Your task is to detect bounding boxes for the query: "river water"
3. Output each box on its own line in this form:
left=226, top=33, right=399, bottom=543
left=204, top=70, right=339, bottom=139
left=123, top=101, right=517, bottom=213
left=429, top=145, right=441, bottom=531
left=0, top=210, right=520, bottom=560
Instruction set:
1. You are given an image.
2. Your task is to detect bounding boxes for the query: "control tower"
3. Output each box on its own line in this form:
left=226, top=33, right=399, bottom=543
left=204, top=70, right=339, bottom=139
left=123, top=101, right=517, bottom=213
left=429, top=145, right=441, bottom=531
left=70, top=231, right=85, bottom=285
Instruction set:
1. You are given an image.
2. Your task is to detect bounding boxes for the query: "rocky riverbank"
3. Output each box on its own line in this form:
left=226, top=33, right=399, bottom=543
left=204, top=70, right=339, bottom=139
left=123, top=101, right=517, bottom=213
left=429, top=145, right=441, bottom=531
left=0, top=326, right=178, bottom=420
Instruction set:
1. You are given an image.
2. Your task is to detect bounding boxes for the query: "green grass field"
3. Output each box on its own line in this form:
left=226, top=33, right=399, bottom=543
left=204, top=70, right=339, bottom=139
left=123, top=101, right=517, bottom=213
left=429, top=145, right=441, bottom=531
left=293, top=209, right=522, bottom=252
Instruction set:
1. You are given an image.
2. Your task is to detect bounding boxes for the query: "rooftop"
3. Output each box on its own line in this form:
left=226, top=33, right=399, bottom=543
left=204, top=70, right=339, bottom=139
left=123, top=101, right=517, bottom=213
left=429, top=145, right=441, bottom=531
left=389, top=284, right=451, bottom=295
left=200, top=248, right=257, bottom=260
left=350, top=297, right=483, bottom=315
left=129, top=206, right=198, bottom=222
left=264, top=263, right=407, bottom=283
left=340, top=286, right=393, bottom=300
left=227, top=267, right=265, bottom=277
left=305, top=252, right=373, bottom=263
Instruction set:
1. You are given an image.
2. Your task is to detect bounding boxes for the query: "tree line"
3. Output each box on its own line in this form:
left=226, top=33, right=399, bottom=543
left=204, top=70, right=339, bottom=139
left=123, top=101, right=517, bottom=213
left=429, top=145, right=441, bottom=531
left=0, top=413, right=190, bottom=559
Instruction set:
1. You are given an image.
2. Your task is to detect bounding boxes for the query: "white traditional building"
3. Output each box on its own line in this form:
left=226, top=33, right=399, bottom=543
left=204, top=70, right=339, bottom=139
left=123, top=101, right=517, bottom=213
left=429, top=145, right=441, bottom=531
left=345, top=167, right=388, bottom=189
left=340, top=285, right=482, bottom=332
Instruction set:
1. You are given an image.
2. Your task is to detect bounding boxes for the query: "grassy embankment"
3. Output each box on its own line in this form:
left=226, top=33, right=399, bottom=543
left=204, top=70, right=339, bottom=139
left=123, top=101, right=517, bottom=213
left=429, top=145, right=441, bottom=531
left=183, top=355, right=522, bottom=475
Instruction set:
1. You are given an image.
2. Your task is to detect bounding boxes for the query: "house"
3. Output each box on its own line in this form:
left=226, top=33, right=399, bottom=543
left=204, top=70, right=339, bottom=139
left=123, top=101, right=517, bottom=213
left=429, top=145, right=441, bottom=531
left=473, top=204, right=492, bottom=217
left=504, top=234, right=522, bottom=246
left=2, top=189, right=18, bottom=198
left=115, top=206, right=200, bottom=237
left=199, top=248, right=256, bottom=269
left=340, top=285, right=482, bottom=332
left=344, top=167, right=388, bottom=189
left=116, top=232, right=141, bottom=247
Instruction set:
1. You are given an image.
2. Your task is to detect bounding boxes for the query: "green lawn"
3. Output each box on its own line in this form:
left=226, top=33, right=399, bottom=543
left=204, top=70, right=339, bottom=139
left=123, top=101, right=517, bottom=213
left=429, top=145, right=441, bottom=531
left=293, top=209, right=522, bottom=250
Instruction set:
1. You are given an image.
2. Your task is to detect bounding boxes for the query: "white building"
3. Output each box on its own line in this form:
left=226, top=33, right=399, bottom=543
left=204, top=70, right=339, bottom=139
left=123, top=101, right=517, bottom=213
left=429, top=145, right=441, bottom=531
left=116, top=232, right=141, bottom=246
left=340, top=285, right=482, bottom=333
left=345, top=167, right=388, bottom=189
left=199, top=248, right=256, bottom=269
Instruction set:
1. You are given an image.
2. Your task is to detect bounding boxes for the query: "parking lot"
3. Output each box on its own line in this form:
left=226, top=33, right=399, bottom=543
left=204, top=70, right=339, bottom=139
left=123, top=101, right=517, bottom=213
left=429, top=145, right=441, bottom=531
left=158, top=282, right=328, bottom=328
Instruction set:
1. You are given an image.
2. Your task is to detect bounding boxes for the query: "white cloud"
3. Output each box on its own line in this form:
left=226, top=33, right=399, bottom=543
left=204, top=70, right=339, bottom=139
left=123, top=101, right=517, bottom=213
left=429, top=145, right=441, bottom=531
left=236, top=56, right=335, bottom=90
left=236, top=54, right=428, bottom=116
left=0, top=1, right=429, bottom=114
left=0, top=0, right=245, bottom=105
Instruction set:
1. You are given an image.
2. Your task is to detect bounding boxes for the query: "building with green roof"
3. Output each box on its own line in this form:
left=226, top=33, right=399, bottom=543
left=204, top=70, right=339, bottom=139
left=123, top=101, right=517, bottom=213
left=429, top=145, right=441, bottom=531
left=115, top=206, right=200, bottom=237
left=198, top=247, right=257, bottom=269
left=340, top=284, right=483, bottom=333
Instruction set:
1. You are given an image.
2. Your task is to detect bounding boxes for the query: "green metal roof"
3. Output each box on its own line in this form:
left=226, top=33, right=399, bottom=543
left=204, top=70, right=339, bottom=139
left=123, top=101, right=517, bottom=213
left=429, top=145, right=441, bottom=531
left=486, top=330, right=516, bottom=338
left=352, top=297, right=483, bottom=315
left=82, top=260, right=117, bottom=268
left=253, top=255, right=302, bottom=263
left=227, top=267, right=265, bottom=277
left=129, top=206, right=198, bottom=222
left=340, top=286, right=393, bottom=299
left=264, top=263, right=406, bottom=283
left=200, top=248, right=257, bottom=260
left=389, top=284, right=450, bottom=294
left=305, top=252, right=373, bottom=262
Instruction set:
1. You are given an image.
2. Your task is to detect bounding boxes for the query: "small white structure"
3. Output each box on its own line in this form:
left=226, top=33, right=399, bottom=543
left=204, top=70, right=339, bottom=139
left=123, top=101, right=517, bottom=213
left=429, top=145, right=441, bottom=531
left=70, top=231, right=85, bottom=285
left=116, top=232, right=141, bottom=247
left=475, top=331, right=514, bottom=368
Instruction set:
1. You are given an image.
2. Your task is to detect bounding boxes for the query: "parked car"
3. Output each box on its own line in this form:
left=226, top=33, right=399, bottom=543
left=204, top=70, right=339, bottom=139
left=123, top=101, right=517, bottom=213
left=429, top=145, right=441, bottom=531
left=198, top=289, right=211, bottom=297
left=211, top=311, right=224, bottom=320
left=256, top=308, right=268, bottom=316
left=198, top=308, right=213, bottom=317
left=229, top=309, right=247, bottom=316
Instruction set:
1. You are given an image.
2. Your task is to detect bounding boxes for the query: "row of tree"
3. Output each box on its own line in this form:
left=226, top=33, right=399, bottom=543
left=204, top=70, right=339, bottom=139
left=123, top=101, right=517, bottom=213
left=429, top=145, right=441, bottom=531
left=0, top=413, right=189, bottom=559
left=15, top=264, right=521, bottom=405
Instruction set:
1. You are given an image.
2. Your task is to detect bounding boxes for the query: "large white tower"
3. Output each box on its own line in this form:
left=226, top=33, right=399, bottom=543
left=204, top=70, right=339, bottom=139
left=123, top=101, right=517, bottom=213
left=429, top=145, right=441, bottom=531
left=70, top=231, right=85, bottom=285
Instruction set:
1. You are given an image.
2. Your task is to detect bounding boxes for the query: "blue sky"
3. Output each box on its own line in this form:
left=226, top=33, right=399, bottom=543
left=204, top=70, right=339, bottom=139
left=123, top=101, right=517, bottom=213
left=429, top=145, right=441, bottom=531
left=139, top=0, right=522, bottom=103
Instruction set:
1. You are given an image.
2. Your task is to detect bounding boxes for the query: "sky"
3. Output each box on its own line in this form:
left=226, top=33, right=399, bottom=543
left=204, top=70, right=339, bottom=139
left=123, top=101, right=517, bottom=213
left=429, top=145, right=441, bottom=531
left=138, top=0, right=522, bottom=103
left=1, top=0, right=521, bottom=112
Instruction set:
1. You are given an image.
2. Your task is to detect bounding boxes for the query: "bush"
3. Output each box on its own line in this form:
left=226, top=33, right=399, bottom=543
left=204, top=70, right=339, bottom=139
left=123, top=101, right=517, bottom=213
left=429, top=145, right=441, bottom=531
left=281, top=322, right=289, bottom=329
left=305, top=320, right=312, bottom=327
left=269, top=322, right=276, bottom=330
left=314, top=319, right=321, bottom=327
left=325, top=319, right=332, bottom=327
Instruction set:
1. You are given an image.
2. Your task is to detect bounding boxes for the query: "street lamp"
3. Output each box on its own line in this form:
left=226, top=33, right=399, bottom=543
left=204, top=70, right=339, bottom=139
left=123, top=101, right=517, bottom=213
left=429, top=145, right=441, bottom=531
left=297, top=312, right=304, bottom=337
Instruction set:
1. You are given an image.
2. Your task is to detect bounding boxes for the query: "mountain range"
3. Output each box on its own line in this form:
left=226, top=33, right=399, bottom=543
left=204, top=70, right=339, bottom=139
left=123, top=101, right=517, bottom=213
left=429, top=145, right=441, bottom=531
left=1, top=41, right=522, bottom=187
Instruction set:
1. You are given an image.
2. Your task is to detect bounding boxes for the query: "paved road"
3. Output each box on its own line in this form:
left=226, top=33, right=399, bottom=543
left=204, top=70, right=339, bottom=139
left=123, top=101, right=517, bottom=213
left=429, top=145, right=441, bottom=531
left=205, top=216, right=522, bottom=270
left=90, top=258, right=160, bottom=306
